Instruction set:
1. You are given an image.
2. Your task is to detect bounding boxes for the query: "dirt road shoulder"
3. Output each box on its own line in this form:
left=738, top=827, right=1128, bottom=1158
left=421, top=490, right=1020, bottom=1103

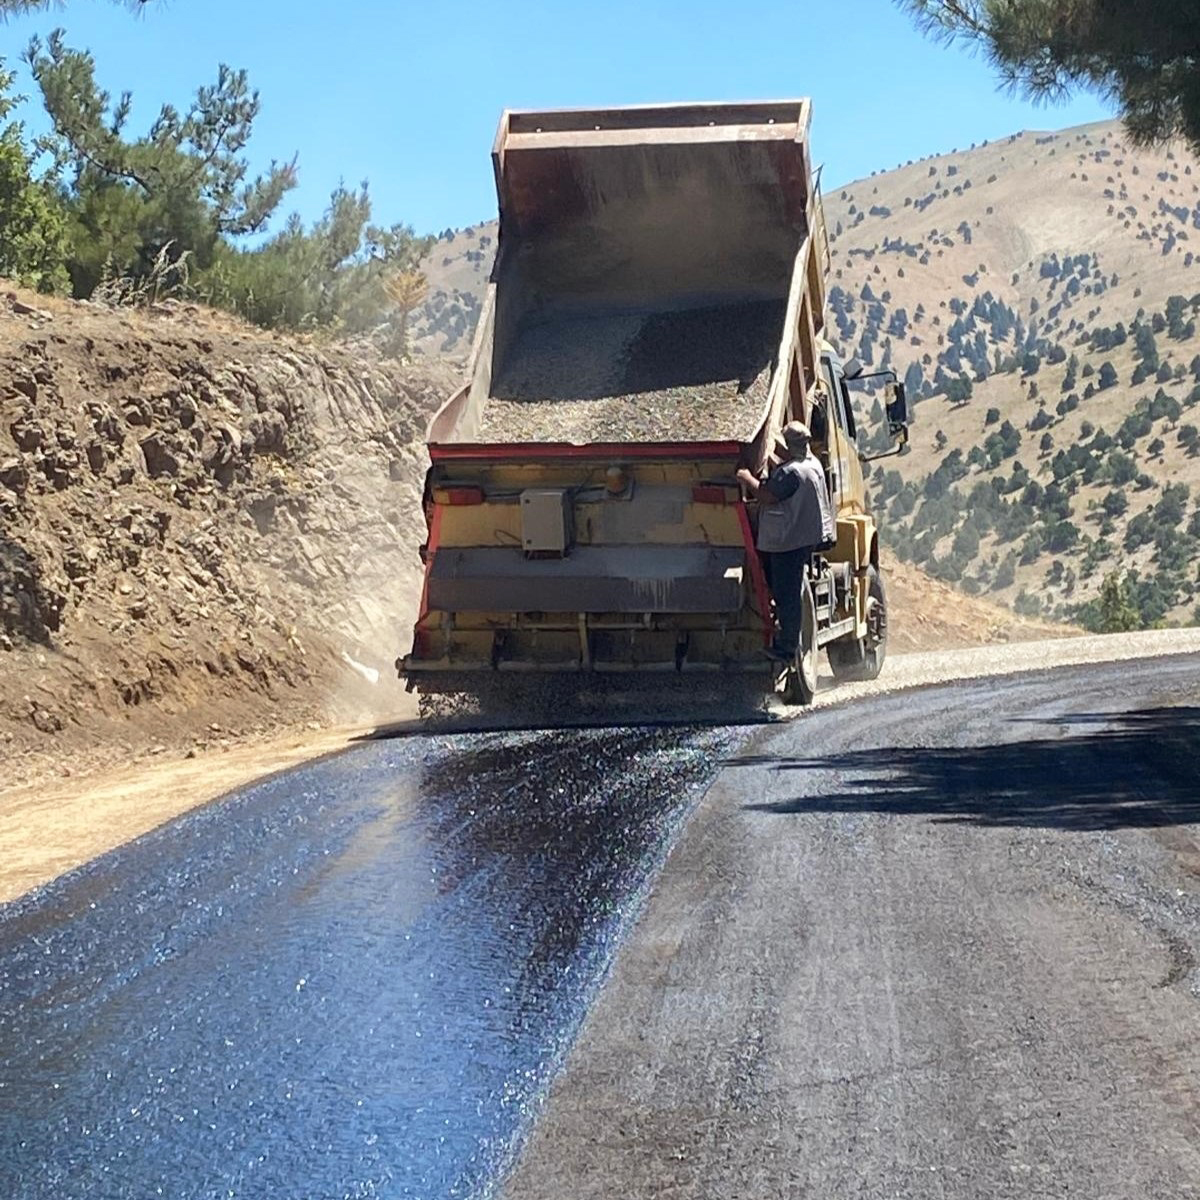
left=0, top=723, right=368, bottom=905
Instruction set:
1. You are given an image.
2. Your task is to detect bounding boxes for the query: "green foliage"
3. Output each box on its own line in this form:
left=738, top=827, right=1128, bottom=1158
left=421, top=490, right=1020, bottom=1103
left=1124, top=510, right=1154, bottom=551
left=983, top=419, right=1021, bottom=466
left=1044, top=519, right=1079, bottom=554
left=889, top=482, right=918, bottom=520
left=0, top=30, right=431, bottom=336
left=1133, top=322, right=1159, bottom=367
left=0, top=61, right=67, bottom=290
left=943, top=374, right=973, bottom=404
left=27, top=31, right=297, bottom=295
left=992, top=552, right=1016, bottom=589
left=1078, top=570, right=1141, bottom=633
left=1101, top=488, right=1128, bottom=518
left=1013, top=588, right=1042, bottom=616
left=899, top=0, right=1200, bottom=152
left=1126, top=571, right=1176, bottom=627
left=1019, top=526, right=1045, bottom=564
left=951, top=518, right=980, bottom=562
left=1154, top=482, right=1190, bottom=525
left=1116, top=406, right=1153, bottom=449
left=1105, top=449, right=1138, bottom=485
left=196, top=188, right=430, bottom=337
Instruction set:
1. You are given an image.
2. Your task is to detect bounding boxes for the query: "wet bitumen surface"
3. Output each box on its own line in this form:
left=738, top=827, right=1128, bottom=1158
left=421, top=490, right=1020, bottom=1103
left=0, top=724, right=743, bottom=1199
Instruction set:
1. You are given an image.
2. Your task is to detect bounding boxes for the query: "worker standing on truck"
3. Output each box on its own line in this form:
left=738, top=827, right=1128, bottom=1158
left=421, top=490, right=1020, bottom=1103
left=737, top=421, right=835, bottom=663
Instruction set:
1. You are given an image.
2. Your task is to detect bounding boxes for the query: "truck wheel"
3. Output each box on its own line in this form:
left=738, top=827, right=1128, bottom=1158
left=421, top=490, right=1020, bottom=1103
left=778, top=579, right=818, bottom=706
left=827, top=565, right=888, bottom=682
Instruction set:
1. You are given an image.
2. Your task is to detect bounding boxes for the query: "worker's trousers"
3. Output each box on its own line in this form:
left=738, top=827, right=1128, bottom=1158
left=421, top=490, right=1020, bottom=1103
left=764, top=546, right=813, bottom=655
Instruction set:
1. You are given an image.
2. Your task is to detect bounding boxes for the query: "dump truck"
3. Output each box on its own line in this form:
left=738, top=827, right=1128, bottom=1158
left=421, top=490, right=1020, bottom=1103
left=400, top=100, right=910, bottom=710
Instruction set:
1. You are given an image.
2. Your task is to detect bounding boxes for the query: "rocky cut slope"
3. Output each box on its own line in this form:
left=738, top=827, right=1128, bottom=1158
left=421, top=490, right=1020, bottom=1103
left=0, top=289, right=455, bottom=788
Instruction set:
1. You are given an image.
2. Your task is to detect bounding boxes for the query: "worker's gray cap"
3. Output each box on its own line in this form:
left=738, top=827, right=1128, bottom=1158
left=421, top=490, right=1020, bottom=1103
left=781, top=421, right=812, bottom=449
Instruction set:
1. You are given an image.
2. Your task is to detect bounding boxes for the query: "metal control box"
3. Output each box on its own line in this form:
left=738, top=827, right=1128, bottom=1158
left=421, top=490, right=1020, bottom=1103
left=520, top=488, right=573, bottom=555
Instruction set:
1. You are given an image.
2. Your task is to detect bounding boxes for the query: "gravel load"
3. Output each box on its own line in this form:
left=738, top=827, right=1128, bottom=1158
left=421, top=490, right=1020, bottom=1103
left=480, top=299, right=783, bottom=443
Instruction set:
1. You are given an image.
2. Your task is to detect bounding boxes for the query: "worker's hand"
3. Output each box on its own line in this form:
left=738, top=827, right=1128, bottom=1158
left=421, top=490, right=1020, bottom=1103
left=736, top=468, right=757, bottom=488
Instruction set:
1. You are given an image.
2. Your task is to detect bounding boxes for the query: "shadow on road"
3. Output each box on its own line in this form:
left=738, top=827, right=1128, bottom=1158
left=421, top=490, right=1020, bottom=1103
left=738, top=706, right=1200, bottom=831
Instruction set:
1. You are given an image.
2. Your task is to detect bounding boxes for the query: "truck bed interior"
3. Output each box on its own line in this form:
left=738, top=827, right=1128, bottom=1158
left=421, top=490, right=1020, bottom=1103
left=431, top=101, right=818, bottom=448
left=481, top=298, right=785, bottom=443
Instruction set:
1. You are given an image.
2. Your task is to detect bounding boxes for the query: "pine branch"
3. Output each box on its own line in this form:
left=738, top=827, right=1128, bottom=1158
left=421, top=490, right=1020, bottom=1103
left=0, top=0, right=155, bottom=18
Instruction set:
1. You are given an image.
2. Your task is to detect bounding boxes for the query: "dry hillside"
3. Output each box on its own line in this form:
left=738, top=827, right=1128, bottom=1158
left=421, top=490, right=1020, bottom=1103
left=824, top=119, right=1200, bottom=625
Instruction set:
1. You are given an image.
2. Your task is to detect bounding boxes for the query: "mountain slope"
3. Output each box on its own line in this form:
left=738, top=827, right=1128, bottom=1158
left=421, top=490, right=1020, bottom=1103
left=824, top=119, right=1200, bottom=625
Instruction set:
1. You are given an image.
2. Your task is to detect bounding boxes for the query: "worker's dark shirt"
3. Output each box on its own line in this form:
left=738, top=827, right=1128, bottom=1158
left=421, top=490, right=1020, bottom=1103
left=765, top=464, right=801, bottom=502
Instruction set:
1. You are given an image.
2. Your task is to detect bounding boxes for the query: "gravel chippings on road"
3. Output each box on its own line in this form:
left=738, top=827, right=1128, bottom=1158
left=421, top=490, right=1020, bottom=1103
left=480, top=300, right=781, bottom=444
left=504, top=656, right=1200, bottom=1200
left=812, top=626, right=1200, bottom=710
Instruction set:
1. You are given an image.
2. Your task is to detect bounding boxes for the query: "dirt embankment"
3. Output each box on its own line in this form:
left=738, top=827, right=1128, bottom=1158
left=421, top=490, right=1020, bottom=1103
left=883, top=552, right=1071, bottom=651
left=0, top=288, right=456, bottom=790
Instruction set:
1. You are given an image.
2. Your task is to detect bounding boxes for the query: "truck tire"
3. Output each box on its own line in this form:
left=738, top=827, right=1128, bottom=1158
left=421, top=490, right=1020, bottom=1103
left=778, top=578, right=818, bottom=706
left=827, top=565, right=888, bottom=682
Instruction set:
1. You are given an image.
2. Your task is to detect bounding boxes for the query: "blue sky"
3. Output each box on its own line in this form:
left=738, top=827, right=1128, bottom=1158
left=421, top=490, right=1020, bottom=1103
left=2, top=0, right=1114, bottom=238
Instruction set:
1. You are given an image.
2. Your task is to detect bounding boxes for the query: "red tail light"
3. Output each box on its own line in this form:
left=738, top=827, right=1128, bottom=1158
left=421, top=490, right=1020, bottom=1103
left=432, top=485, right=485, bottom=506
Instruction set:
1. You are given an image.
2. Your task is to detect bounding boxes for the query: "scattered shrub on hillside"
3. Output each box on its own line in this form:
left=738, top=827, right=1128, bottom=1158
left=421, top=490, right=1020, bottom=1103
left=1078, top=571, right=1140, bottom=633
left=1013, top=588, right=1042, bottom=615
left=1106, top=449, right=1138, bottom=484
left=1019, top=528, right=1046, bottom=564
left=1155, top=482, right=1190, bottom=524
left=1102, top=488, right=1128, bottom=518
left=986, top=551, right=1018, bottom=594
left=1124, top=511, right=1155, bottom=550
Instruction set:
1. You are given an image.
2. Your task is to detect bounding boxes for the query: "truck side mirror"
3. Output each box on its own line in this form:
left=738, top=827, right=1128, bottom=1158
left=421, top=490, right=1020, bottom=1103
left=843, top=357, right=865, bottom=380
left=886, top=381, right=910, bottom=443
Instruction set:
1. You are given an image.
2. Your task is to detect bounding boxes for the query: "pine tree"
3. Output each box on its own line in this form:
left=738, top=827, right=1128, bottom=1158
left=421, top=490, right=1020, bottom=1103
left=900, top=1, right=1200, bottom=152
left=0, top=1, right=152, bottom=13
left=1094, top=571, right=1140, bottom=633
left=26, top=31, right=297, bottom=294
